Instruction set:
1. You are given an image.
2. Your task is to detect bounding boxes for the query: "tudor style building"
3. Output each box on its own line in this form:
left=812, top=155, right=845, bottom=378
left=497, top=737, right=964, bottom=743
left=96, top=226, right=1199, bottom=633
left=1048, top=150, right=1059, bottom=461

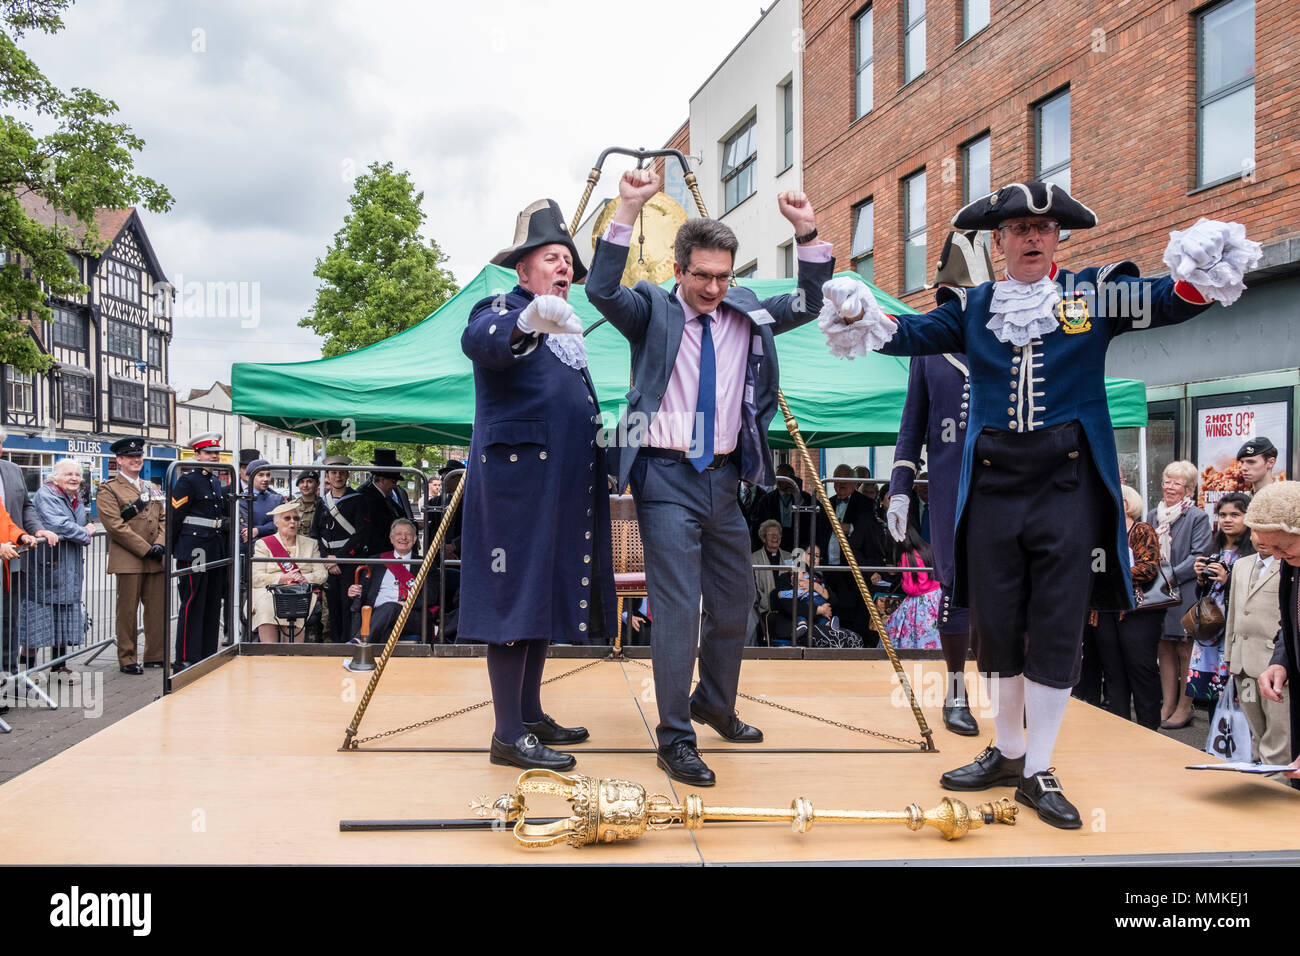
left=3, top=193, right=176, bottom=492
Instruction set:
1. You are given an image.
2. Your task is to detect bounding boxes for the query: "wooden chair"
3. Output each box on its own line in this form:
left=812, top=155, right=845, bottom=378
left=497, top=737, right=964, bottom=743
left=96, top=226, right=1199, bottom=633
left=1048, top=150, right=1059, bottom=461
left=608, top=494, right=646, bottom=650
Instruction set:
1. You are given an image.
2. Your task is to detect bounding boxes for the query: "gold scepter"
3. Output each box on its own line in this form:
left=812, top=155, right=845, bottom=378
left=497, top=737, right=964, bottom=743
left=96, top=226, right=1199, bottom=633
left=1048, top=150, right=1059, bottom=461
left=465, top=770, right=1017, bottom=848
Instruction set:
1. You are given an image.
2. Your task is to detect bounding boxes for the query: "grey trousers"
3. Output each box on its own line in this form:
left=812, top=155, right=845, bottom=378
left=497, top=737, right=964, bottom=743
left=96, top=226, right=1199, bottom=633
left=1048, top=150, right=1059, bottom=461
left=630, top=455, right=753, bottom=747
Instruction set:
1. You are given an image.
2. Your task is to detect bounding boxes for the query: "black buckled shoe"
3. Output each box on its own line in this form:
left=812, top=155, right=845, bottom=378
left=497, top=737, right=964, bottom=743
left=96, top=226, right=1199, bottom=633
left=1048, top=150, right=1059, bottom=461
left=656, top=741, right=716, bottom=787
left=942, top=697, right=980, bottom=736
left=939, top=744, right=1025, bottom=791
left=524, top=713, right=589, bottom=746
left=689, top=704, right=763, bottom=743
left=1015, top=769, right=1082, bottom=829
left=489, top=733, right=576, bottom=772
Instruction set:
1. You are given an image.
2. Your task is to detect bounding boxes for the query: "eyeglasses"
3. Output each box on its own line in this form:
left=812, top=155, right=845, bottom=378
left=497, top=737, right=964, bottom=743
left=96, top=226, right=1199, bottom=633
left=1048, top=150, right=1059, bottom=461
left=683, top=268, right=735, bottom=285
left=1000, top=221, right=1060, bottom=238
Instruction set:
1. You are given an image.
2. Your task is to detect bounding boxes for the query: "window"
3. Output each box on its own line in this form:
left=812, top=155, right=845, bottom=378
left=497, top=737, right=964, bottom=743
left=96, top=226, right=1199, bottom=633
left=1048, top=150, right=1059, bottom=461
left=66, top=252, right=81, bottom=280
left=5, top=367, right=32, bottom=415
left=110, top=379, right=145, bottom=424
left=1035, top=89, right=1070, bottom=191
left=49, top=304, right=88, bottom=350
left=780, top=80, right=794, bottom=171
left=963, top=133, right=991, bottom=203
left=904, top=0, right=926, bottom=83
left=104, top=258, right=141, bottom=303
left=148, top=331, right=164, bottom=369
left=963, top=0, right=989, bottom=39
left=736, top=262, right=758, bottom=280
left=903, top=170, right=927, bottom=292
left=721, top=116, right=757, bottom=213
left=1197, top=0, right=1254, bottom=186
left=854, top=6, right=874, bottom=119
left=851, top=199, right=874, bottom=282
left=781, top=241, right=794, bottom=279
left=107, top=318, right=142, bottom=359
left=148, top=388, right=170, bottom=427
left=61, top=374, right=93, bottom=419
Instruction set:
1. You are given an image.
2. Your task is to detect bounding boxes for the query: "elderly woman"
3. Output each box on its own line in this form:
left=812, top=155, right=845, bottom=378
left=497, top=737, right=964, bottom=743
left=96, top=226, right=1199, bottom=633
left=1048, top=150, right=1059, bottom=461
left=752, top=518, right=792, bottom=645
left=1147, top=460, right=1213, bottom=729
left=19, top=459, right=94, bottom=672
left=251, top=501, right=327, bottom=642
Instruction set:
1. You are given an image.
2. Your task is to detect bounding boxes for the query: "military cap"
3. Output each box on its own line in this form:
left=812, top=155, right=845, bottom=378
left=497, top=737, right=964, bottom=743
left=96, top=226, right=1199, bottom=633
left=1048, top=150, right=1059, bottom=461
left=296, top=470, right=320, bottom=484
left=188, top=432, right=224, bottom=452
left=952, top=181, right=1098, bottom=231
left=321, top=455, right=351, bottom=467
left=1237, top=437, right=1278, bottom=460
left=490, top=198, right=587, bottom=281
left=110, top=436, right=147, bottom=456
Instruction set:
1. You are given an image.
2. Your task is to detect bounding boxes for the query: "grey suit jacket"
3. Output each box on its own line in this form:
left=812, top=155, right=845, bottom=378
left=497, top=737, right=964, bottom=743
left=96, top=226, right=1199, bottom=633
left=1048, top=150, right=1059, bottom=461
left=1224, top=552, right=1283, bottom=676
left=1147, top=504, right=1213, bottom=637
left=585, top=237, right=833, bottom=491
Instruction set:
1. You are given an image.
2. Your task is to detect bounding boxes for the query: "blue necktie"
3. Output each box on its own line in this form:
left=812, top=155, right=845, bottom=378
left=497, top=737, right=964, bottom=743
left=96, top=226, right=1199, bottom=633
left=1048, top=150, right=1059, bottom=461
left=689, top=313, right=715, bottom=473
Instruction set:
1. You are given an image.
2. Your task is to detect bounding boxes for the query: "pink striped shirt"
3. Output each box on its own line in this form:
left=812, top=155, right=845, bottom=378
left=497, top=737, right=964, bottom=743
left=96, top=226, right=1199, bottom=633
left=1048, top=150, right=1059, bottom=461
left=603, top=221, right=831, bottom=455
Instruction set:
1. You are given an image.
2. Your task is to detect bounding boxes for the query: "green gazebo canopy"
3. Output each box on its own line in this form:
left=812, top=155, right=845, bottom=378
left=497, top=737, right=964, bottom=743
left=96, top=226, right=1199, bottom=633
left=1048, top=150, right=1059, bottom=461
left=232, top=267, right=1148, bottom=447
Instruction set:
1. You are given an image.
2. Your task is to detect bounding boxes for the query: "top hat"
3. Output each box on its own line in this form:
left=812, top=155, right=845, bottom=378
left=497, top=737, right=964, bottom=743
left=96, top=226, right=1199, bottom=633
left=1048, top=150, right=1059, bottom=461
left=952, top=181, right=1097, bottom=231
left=438, top=459, right=466, bottom=478
left=490, top=198, right=587, bottom=282
left=371, top=448, right=402, bottom=479
left=239, top=448, right=261, bottom=466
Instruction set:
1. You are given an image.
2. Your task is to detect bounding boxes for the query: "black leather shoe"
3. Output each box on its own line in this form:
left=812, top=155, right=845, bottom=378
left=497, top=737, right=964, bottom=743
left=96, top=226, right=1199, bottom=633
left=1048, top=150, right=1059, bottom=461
left=657, top=741, right=716, bottom=787
left=1015, top=769, right=1082, bottom=829
left=172, top=661, right=189, bottom=672
left=942, top=697, right=980, bottom=736
left=690, top=704, right=763, bottom=743
left=119, top=664, right=144, bottom=675
left=143, top=661, right=165, bottom=669
left=939, top=744, right=1025, bottom=791
left=524, top=713, right=589, bottom=746
left=489, top=733, right=576, bottom=771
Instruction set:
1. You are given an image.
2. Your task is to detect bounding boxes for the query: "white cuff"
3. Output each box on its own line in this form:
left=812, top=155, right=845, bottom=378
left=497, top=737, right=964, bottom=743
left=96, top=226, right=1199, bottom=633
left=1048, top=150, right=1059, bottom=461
left=1162, top=217, right=1262, bottom=307
left=818, top=284, right=896, bottom=358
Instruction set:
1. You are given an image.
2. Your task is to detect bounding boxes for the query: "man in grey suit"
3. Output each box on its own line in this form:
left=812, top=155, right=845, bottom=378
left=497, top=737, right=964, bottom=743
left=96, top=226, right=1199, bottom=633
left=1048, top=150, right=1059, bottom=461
left=0, top=433, right=55, bottom=683
left=586, top=168, right=833, bottom=785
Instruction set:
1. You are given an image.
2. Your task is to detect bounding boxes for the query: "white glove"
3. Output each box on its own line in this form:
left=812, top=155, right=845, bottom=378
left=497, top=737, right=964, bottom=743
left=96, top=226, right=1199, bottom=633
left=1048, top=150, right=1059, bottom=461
left=886, top=494, right=909, bottom=543
left=517, top=294, right=582, bottom=336
left=1162, top=218, right=1261, bottom=306
left=819, top=277, right=896, bottom=358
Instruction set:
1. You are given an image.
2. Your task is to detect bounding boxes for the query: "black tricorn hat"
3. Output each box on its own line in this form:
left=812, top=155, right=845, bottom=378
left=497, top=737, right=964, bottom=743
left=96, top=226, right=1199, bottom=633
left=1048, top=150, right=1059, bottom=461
left=952, top=181, right=1097, bottom=231
left=490, top=198, right=587, bottom=282
left=932, top=230, right=995, bottom=289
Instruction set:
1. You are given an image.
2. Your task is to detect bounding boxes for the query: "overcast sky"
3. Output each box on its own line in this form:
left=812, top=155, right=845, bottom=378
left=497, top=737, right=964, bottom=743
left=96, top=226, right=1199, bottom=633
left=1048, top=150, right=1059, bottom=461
left=20, top=0, right=767, bottom=394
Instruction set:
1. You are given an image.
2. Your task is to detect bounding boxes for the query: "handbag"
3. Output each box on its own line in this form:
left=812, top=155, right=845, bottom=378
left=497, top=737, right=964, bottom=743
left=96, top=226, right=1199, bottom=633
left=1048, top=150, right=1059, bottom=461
left=1204, top=676, right=1252, bottom=761
left=1181, top=589, right=1225, bottom=642
left=1134, top=559, right=1180, bottom=611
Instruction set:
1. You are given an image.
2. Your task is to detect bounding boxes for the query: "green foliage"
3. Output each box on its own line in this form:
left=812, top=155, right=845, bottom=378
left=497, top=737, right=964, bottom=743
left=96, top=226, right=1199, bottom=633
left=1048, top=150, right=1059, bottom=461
left=0, top=0, right=173, bottom=373
left=300, top=160, right=458, bottom=358
left=322, top=437, right=448, bottom=485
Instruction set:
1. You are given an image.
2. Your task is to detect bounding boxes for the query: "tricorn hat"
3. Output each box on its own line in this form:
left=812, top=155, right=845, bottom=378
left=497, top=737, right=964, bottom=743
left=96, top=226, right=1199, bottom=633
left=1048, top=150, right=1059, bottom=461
left=490, top=198, right=587, bottom=282
left=932, top=230, right=995, bottom=289
left=952, top=181, right=1097, bottom=231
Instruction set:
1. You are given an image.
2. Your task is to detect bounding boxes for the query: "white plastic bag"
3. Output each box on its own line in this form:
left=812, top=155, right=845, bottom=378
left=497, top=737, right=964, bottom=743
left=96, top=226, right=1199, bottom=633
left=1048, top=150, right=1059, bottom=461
left=1204, top=676, right=1253, bottom=762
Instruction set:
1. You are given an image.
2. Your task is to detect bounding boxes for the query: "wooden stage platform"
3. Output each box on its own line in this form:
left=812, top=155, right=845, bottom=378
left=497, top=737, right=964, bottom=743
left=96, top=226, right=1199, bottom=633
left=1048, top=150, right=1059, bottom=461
left=2, top=652, right=1298, bottom=865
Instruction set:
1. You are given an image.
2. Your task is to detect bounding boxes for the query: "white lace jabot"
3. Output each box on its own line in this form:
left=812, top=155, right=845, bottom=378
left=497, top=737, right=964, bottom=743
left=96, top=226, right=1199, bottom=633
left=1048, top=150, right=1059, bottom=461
left=986, top=275, right=1062, bottom=347
left=545, top=333, right=587, bottom=370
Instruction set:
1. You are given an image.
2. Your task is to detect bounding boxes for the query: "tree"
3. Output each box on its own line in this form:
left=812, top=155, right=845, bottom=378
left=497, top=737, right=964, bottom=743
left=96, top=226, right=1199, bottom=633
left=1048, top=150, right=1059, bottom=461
left=0, top=0, right=173, bottom=372
left=300, top=160, right=458, bottom=357
left=301, top=160, right=460, bottom=475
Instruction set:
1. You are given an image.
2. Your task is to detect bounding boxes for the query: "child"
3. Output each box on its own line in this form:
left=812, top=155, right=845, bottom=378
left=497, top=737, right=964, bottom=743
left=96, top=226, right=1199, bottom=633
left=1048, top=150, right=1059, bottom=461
left=775, top=546, right=834, bottom=645
left=886, top=526, right=942, bottom=650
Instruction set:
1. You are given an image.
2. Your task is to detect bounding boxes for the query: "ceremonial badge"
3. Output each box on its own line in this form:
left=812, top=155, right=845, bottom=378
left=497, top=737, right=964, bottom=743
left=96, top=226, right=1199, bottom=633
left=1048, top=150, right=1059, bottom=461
left=1057, top=297, right=1091, bottom=334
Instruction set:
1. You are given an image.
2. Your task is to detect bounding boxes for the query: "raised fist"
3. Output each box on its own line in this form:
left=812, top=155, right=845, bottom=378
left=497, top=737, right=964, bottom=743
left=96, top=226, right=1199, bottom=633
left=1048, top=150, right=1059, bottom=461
left=517, top=294, right=582, bottom=336
left=778, top=190, right=817, bottom=234
left=619, top=168, right=661, bottom=205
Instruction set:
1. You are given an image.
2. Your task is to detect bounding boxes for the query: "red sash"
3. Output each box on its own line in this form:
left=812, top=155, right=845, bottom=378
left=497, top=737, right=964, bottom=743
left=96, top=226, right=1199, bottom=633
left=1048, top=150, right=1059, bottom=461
left=383, top=551, right=415, bottom=601
left=263, top=535, right=301, bottom=575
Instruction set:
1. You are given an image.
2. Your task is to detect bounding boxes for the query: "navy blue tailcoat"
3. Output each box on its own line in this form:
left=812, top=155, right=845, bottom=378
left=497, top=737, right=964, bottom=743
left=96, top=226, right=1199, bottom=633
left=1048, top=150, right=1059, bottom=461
left=458, top=286, right=616, bottom=645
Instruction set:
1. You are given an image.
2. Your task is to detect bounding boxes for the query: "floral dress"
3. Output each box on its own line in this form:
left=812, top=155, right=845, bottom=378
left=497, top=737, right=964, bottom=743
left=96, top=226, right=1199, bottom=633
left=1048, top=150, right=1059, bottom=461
left=886, top=551, right=942, bottom=650
left=1186, top=546, right=1238, bottom=703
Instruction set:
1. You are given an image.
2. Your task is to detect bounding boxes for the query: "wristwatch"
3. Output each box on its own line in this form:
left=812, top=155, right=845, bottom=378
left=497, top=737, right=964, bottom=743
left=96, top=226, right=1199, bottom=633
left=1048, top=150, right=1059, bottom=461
left=795, top=227, right=819, bottom=245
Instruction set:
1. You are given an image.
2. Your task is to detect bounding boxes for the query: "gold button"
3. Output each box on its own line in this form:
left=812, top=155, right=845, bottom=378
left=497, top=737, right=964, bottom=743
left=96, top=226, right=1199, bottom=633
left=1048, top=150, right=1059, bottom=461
left=1068, top=451, right=1079, bottom=459
left=583, top=554, right=590, bottom=564
left=1010, top=422, right=1020, bottom=430
left=509, top=453, right=518, bottom=462
left=982, top=459, right=991, bottom=466
left=1007, top=407, right=1015, bottom=415
left=585, top=531, right=591, bottom=540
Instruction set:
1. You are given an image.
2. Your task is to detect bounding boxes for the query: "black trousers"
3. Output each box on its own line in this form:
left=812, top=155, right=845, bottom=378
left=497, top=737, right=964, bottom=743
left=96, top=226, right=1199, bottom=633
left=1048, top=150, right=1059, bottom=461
left=1084, top=610, right=1163, bottom=729
left=0, top=574, right=20, bottom=672
left=352, top=600, right=425, bottom=643
left=176, top=563, right=226, bottom=664
left=323, top=571, right=351, bottom=643
left=965, top=423, right=1111, bottom=689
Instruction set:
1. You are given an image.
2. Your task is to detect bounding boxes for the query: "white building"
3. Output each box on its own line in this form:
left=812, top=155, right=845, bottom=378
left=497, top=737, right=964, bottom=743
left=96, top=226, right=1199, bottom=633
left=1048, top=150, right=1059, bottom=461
left=176, top=382, right=317, bottom=465
left=687, top=0, right=801, bottom=279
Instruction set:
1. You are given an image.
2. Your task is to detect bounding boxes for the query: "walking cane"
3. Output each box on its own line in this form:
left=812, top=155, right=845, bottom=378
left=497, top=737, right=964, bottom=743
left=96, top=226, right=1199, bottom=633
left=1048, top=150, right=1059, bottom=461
left=347, top=567, right=377, bottom=673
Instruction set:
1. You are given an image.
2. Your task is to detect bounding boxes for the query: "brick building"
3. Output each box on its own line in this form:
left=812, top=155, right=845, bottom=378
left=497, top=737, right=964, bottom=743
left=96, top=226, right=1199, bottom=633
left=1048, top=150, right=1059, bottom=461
left=798, top=0, right=1298, bottom=504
